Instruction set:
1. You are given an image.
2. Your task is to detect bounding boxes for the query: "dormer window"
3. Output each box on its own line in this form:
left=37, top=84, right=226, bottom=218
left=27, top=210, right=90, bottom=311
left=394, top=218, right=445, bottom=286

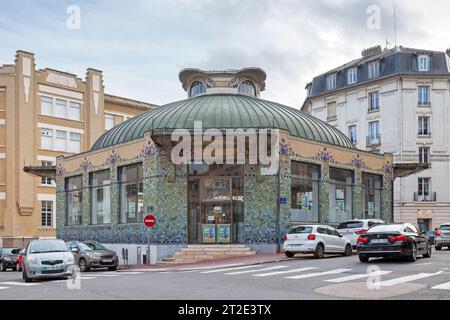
left=418, top=55, right=430, bottom=72
left=190, top=81, right=207, bottom=97
left=238, top=80, right=257, bottom=96
left=347, top=67, right=358, bottom=85
left=368, top=61, right=380, bottom=79
left=326, top=73, right=337, bottom=90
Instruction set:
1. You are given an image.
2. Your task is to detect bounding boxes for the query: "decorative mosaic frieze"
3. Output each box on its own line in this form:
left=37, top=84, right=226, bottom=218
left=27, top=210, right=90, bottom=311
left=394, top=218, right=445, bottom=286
left=228, top=77, right=240, bottom=88
left=79, top=157, right=93, bottom=171
left=314, top=148, right=337, bottom=164
left=139, top=141, right=157, bottom=159
left=279, top=139, right=298, bottom=157
left=56, top=163, right=66, bottom=176
left=104, top=149, right=122, bottom=166
left=349, top=154, right=368, bottom=169
left=203, top=77, right=215, bottom=88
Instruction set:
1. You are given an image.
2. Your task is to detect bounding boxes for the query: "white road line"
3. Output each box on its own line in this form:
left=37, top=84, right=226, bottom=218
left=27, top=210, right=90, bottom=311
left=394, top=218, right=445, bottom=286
left=226, top=266, right=289, bottom=275
left=379, top=271, right=443, bottom=287
left=0, top=281, right=40, bottom=287
left=115, top=272, right=142, bottom=275
left=325, top=271, right=392, bottom=283
left=431, top=282, right=450, bottom=291
left=85, top=274, right=118, bottom=277
left=179, top=264, right=244, bottom=271
left=286, top=268, right=352, bottom=280
left=201, top=265, right=262, bottom=274
left=253, top=267, right=317, bottom=277
left=0, top=287, right=9, bottom=290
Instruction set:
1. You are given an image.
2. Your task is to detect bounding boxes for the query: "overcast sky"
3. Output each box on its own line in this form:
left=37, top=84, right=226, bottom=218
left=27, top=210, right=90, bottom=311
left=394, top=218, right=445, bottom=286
left=1, top=0, right=449, bottom=107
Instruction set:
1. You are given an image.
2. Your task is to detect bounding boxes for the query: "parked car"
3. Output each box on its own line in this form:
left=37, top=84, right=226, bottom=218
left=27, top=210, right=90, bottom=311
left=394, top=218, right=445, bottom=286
left=435, top=224, right=450, bottom=250
left=425, top=231, right=436, bottom=245
left=356, top=223, right=432, bottom=263
left=0, top=248, right=21, bottom=271
left=22, top=239, right=76, bottom=283
left=337, top=219, right=386, bottom=248
left=283, top=225, right=353, bottom=259
left=67, top=241, right=118, bottom=272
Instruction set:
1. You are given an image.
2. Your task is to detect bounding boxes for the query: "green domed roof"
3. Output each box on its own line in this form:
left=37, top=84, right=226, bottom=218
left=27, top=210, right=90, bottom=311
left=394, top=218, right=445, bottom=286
left=92, top=94, right=355, bottom=151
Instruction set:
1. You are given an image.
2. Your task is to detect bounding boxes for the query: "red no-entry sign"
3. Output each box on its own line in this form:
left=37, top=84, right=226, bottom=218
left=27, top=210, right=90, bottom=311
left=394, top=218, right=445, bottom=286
left=144, top=215, right=156, bottom=228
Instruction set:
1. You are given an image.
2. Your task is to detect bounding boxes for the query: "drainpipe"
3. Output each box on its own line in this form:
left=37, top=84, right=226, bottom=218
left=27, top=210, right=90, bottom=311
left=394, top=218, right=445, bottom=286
left=276, top=161, right=281, bottom=254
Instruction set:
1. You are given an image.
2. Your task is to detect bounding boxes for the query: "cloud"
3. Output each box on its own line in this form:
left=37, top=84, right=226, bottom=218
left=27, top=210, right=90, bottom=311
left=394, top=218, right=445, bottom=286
left=0, top=0, right=449, bottom=107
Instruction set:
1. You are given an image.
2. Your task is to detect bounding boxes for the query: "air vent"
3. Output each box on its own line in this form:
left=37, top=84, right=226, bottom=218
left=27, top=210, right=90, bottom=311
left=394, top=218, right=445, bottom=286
left=361, top=45, right=383, bottom=57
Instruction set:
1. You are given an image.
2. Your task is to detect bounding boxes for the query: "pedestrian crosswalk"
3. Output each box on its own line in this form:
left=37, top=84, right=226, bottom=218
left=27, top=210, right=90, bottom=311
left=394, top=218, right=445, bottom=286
left=0, top=271, right=143, bottom=291
left=160, top=264, right=450, bottom=292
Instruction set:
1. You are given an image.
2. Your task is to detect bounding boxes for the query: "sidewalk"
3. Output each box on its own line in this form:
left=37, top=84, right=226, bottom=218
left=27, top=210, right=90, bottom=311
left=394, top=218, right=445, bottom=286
left=117, top=253, right=299, bottom=272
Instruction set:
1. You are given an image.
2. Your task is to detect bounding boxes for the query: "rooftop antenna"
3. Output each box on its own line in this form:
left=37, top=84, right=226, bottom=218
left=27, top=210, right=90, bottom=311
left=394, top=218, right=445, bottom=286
left=393, top=5, right=398, bottom=47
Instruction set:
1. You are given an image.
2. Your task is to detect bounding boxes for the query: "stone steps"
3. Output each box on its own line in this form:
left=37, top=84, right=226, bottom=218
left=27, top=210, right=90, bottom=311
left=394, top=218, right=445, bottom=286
left=162, top=245, right=256, bottom=263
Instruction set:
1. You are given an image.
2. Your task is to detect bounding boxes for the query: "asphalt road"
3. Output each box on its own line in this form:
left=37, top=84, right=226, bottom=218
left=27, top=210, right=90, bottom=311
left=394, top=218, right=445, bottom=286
left=1, top=250, right=450, bottom=300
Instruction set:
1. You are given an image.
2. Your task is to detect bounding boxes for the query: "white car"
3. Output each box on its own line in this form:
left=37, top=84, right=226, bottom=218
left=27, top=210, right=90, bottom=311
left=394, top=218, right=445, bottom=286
left=283, top=225, right=353, bottom=259
left=337, top=219, right=386, bottom=248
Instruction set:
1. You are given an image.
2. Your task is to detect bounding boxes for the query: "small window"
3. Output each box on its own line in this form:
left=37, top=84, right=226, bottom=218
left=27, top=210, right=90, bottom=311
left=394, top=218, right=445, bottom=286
left=327, top=102, right=337, bottom=121
left=55, top=130, right=67, bottom=152
left=69, top=132, right=81, bottom=153
left=41, top=96, right=53, bottom=116
left=68, top=102, right=81, bottom=121
left=41, top=201, right=53, bottom=227
left=238, top=81, right=257, bottom=96
left=419, top=147, right=430, bottom=164
left=418, top=55, right=430, bottom=72
left=368, top=121, right=380, bottom=145
left=347, top=67, right=358, bottom=85
left=418, top=117, right=430, bottom=136
left=41, top=161, right=53, bottom=185
left=190, top=81, right=207, bottom=98
left=55, top=99, right=67, bottom=118
left=418, top=86, right=430, bottom=106
left=105, top=113, right=115, bottom=131
left=40, top=128, right=53, bottom=150
left=326, top=73, right=337, bottom=90
left=369, top=91, right=380, bottom=112
left=418, top=178, right=431, bottom=197
left=368, top=61, right=380, bottom=79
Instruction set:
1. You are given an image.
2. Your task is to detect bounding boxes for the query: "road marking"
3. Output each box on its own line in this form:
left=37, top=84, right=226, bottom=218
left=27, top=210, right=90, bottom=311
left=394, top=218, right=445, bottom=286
left=253, top=267, right=317, bottom=277
left=226, top=266, right=289, bottom=275
left=325, top=271, right=392, bottom=283
left=0, top=281, right=40, bottom=286
left=86, top=274, right=118, bottom=277
left=114, top=272, right=142, bottom=275
left=431, top=282, right=450, bottom=291
left=379, top=271, right=443, bottom=287
left=179, top=264, right=244, bottom=271
left=286, top=269, right=352, bottom=280
left=201, top=265, right=263, bottom=274
left=0, top=287, right=9, bottom=290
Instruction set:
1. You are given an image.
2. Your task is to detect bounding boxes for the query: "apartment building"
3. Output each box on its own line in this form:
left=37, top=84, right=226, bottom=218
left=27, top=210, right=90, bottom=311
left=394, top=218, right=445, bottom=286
left=0, top=50, right=157, bottom=247
left=302, top=45, right=450, bottom=230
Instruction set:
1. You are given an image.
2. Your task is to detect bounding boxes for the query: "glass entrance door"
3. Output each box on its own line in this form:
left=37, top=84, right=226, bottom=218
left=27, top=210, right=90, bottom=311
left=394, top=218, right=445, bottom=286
left=201, top=203, right=232, bottom=244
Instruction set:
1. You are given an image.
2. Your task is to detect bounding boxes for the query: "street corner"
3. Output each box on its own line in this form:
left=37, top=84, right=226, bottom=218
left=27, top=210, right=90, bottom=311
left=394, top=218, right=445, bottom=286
left=314, top=282, right=426, bottom=300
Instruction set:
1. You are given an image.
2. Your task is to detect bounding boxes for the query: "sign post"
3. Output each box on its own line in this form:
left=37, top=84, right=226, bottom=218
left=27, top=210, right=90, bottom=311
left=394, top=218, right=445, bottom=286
left=143, top=214, right=156, bottom=265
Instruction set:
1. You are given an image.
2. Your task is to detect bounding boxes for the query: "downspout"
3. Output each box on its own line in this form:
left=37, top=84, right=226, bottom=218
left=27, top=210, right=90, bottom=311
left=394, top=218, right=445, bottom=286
left=399, top=77, right=403, bottom=223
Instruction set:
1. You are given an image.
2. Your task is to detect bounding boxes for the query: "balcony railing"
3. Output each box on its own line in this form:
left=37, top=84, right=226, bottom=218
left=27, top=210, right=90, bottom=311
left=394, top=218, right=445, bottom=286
left=414, top=192, right=437, bottom=202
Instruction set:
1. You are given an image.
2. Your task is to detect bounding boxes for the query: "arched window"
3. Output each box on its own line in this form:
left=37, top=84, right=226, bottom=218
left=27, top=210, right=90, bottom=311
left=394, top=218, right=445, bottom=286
left=238, top=81, right=257, bottom=96
left=190, top=81, right=207, bottom=97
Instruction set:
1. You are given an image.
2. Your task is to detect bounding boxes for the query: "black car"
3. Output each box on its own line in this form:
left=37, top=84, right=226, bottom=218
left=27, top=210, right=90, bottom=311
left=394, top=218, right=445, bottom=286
left=356, top=223, right=432, bottom=263
left=0, top=248, right=21, bottom=271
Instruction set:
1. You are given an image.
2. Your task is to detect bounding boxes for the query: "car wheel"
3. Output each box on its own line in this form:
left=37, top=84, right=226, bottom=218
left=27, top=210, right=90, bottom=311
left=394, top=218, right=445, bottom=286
left=408, top=243, right=417, bottom=262
left=22, top=267, right=32, bottom=283
left=78, top=258, right=90, bottom=272
left=344, top=244, right=352, bottom=257
left=0, top=262, right=6, bottom=272
left=108, top=266, right=118, bottom=271
left=435, top=246, right=442, bottom=251
left=359, top=255, right=369, bottom=263
left=285, top=251, right=295, bottom=258
left=314, top=244, right=325, bottom=259
left=423, top=243, right=432, bottom=258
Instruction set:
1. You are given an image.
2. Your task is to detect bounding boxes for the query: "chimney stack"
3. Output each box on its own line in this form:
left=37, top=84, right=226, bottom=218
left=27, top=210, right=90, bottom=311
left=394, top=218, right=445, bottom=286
left=361, top=45, right=383, bottom=57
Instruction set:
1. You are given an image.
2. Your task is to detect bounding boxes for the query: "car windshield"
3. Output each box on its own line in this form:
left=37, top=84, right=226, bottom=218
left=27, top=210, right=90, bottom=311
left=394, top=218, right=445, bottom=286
left=78, top=243, right=93, bottom=251
left=440, top=225, right=450, bottom=231
left=86, top=243, right=107, bottom=250
left=289, top=226, right=313, bottom=234
left=338, top=221, right=364, bottom=229
left=29, top=241, right=69, bottom=254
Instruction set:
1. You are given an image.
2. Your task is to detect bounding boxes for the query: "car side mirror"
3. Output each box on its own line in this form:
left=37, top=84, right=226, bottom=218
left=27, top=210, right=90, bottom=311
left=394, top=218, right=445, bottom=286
left=19, top=250, right=26, bottom=256
left=71, top=247, right=80, bottom=254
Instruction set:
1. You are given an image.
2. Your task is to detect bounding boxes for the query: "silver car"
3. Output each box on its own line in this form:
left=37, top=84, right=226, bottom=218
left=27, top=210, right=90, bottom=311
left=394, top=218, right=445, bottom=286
left=435, top=224, right=450, bottom=250
left=22, top=239, right=76, bottom=283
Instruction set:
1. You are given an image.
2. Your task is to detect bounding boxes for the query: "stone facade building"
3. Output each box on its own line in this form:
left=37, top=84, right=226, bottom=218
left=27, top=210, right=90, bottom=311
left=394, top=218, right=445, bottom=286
left=302, top=45, right=450, bottom=230
left=56, top=68, right=393, bottom=262
left=0, top=50, right=156, bottom=247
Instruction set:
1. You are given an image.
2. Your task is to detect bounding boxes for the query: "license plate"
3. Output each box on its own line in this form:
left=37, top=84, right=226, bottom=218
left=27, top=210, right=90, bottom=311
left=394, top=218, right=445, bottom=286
left=47, top=265, right=60, bottom=271
left=371, top=239, right=388, bottom=244
left=289, top=244, right=303, bottom=247
left=103, top=259, right=113, bottom=263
